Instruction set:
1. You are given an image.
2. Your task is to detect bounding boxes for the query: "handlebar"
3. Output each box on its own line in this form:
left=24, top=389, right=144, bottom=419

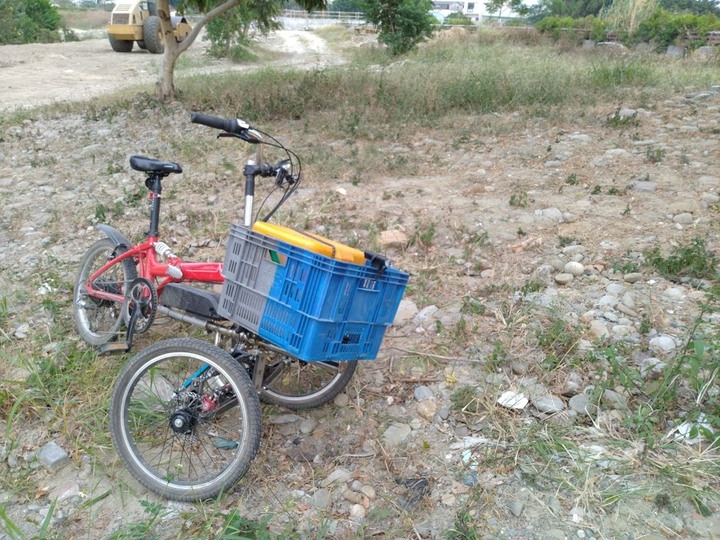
left=190, top=112, right=249, bottom=135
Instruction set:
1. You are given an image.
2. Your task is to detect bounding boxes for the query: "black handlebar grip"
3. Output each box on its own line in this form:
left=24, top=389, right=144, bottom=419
left=190, top=112, right=244, bottom=134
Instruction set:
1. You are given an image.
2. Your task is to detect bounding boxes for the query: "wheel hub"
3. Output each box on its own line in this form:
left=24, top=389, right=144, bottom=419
left=169, top=410, right=196, bottom=434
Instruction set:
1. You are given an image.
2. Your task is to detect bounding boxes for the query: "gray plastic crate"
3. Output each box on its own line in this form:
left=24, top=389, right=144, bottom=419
left=218, top=226, right=279, bottom=332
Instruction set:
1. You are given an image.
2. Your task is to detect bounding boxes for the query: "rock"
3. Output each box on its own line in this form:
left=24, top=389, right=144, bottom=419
left=554, top=273, right=574, bottom=285
left=673, top=212, right=693, bottom=224
left=666, top=44, right=685, bottom=58
left=563, top=261, right=585, bottom=277
left=602, top=389, right=627, bottom=408
left=624, top=272, right=643, bottom=283
left=588, top=320, right=609, bottom=340
left=378, top=230, right=408, bottom=249
left=49, top=482, right=80, bottom=503
left=414, top=305, right=439, bottom=327
left=383, top=423, right=412, bottom=446
left=497, top=391, right=528, bottom=410
left=413, top=385, right=434, bottom=401
left=532, top=395, right=565, bottom=414
left=343, top=489, right=364, bottom=504
left=268, top=414, right=301, bottom=425
left=334, top=393, right=350, bottom=406
left=37, top=442, right=70, bottom=472
left=349, top=504, right=366, bottom=519
left=320, top=467, right=352, bottom=487
left=393, top=299, right=418, bottom=326
left=299, top=418, right=318, bottom=434
left=509, top=499, right=525, bottom=517
left=649, top=335, right=677, bottom=354
left=312, top=488, right=331, bottom=509
left=360, top=485, right=376, bottom=500
left=569, top=394, right=595, bottom=416
left=416, top=400, right=438, bottom=421
left=629, top=181, right=657, bottom=193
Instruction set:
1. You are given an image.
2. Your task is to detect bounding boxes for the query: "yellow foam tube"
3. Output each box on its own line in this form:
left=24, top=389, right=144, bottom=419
left=252, top=222, right=366, bottom=265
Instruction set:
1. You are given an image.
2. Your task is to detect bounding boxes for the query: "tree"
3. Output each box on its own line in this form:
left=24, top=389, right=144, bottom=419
left=0, top=0, right=61, bottom=44
left=362, top=0, right=436, bottom=55
left=205, top=0, right=282, bottom=58
left=531, top=0, right=611, bottom=19
left=484, top=0, right=529, bottom=17
left=156, top=0, right=326, bottom=99
left=660, top=0, right=720, bottom=15
left=330, top=0, right=365, bottom=11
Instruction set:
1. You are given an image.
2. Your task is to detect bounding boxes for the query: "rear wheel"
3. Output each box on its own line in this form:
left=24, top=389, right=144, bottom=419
left=110, top=338, right=262, bottom=501
left=259, top=351, right=358, bottom=410
left=143, top=16, right=164, bottom=54
left=108, top=35, right=133, bottom=53
left=73, top=238, right=137, bottom=346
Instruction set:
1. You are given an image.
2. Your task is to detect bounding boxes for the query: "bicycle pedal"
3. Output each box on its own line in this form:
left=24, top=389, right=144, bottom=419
left=98, top=342, right=131, bottom=354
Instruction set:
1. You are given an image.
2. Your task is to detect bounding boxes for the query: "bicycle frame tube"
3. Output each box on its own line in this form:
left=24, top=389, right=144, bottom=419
left=83, top=238, right=223, bottom=303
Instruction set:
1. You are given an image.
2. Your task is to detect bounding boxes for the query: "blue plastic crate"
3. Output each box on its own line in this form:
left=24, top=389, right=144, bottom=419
left=219, top=225, right=409, bottom=362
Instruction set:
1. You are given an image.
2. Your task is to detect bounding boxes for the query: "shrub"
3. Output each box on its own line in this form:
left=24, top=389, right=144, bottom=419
left=0, top=0, right=62, bottom=45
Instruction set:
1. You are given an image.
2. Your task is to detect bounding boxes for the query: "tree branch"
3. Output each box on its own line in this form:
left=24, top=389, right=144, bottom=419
left=176, top=0, right=243, bottom=55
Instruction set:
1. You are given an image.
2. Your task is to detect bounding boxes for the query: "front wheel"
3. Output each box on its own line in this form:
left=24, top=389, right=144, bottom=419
left=73, top=238, right=137, bottom=346
left=259, top=352, right=358, bottom=410
left=110, top=338, right=262, bottom=501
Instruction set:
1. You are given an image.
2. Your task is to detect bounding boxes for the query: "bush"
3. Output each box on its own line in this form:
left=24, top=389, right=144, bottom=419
left=446, top=11, right=472, bottom=25
left=0, top=0, right=62, bottom=45
left=363, top=0, right=436, bottom=55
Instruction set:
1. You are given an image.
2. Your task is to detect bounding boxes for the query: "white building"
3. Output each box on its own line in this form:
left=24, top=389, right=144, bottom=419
left=431, top=1, right=488, bottom=23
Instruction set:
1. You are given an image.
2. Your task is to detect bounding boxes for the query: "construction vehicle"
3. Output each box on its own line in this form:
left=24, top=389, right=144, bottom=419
left=107, top=1, right=191, bottom=54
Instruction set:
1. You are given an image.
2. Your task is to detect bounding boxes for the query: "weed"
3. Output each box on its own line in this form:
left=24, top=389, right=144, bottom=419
left=517, top=227, right=527, bottom=237
left=607, top=186, right=625, bottom=195
left=565, top=173, right=579, bottom=185
left=645, top=237, right=719, bottom=281
left=536, top=316, right=581, bottom=369
left=412, top=221, right=437, bottom=248
left=106, top=500, right=166, bottom=540
left=509, top=192, right=529, bottom=208
left=486, top=339, right=508, bottom=371
left=461, top=296, right=486, bottom=315
left=591, top=185, right=602, bottom=195
left=610, top=258, right=639, bottom=274
left=451, top=385, right=481, bottom=414
left=557, top=235, right=577, bottom=248
left=106, top=162, right=124, bottom=175
left=605, top=106, right=640, bottom=128
left=520, top=280, right=542, bottom=295
left=646, top=147, right=666, bottom=163
left=622, top=204, right=631, bottom=216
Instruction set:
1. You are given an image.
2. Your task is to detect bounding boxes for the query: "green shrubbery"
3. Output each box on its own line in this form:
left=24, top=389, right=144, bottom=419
left=0, top=0, right=62, bottom=44
left=536, top=8, right=720, bottom=50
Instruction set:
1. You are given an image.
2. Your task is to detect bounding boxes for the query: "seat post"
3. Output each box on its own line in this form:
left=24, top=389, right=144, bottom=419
left=146, top=173, right=163, bottom=238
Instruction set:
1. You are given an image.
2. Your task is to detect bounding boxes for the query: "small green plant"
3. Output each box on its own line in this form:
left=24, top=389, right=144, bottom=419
left=646, top=147, right=666, bottom=163
left=413, top=221, right=437, bottom=248
left=106, top=162, right=124, bottom=175
left=607, top=186, right=625, bottom=195
left=520, top=280, right=542, bottom=295
left=451, top=385, right=480, bottom=413
left=509, top=192, right=529, bottom=208
left=591, top=185, right=602, bottom=195
left=605, top=107, right=640, bottom=128
left=645, top=237, right=719, bottom=281
left=557, top=236, right=577, bottom=248
left=461, top=296, right=486, bottom=315
left=565, top=173, right=579, bottom=185
left=537, top=316, right=581, bottom=369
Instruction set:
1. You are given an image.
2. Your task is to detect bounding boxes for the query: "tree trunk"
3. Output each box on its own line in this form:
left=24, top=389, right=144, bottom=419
left=155, top=0, right=244, bottom=100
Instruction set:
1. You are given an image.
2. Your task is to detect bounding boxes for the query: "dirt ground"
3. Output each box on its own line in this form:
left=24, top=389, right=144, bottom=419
left=0, top=30, right=337, bottom=110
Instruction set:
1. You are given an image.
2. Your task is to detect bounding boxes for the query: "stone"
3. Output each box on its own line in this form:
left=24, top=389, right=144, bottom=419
left=554, top=273, right=574, bottom=285
left=624, top=272, right=643, bottom=283
left=564, top=261, right=585, bottom=277
left=508, top=499, right=525, bottom=517
left=649, top=335, right=677, bottom=354
left=416, top=400, right=438, bottom=421
left=312, top=488, right=331, bottom=509
left=569, top=394, right=595, bottom=416
left=532, top=395, right=565, bottom=414
left=334, top=393, right=350, bottom=406
left=378, top=230, right=408, bottom=249
left=497, top=391, right=528, bottom=410
left=268, top=414, right=301, bottom=425
left=37, top=442, right=70, bottom=472
left=393, top=299, right=418, bottom=326
left=588, top=320, right=609, bottom=340
left=360, top=485, right=376, bottom=500
left=320, top=468, right=352, bottom=487
left=299, top=418, right=318, bottom=434
left=414, top=385, right=434, bottom=401
left=383, top=423, right=412, bottom=446
left=349, top=504, right=366, bottom=519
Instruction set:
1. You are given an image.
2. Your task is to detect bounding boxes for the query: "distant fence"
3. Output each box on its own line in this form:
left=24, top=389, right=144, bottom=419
left=278, top=10, right=366, bottom=30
